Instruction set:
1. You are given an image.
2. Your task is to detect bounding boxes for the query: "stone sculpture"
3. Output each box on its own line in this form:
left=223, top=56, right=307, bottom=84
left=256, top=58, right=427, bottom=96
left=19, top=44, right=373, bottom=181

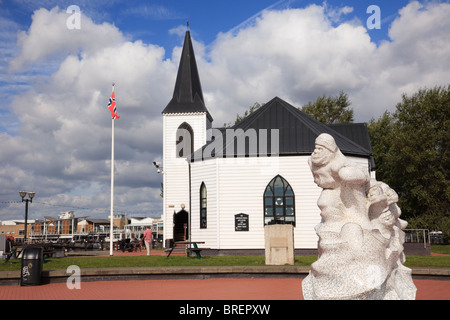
left=302, top=133, right=416, bottom=300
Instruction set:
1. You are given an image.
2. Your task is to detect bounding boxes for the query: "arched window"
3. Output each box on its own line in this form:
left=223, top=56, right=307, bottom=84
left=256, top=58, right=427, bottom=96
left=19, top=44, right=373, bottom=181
left=176, top=122, right=194, bottom=158
left=200, top=182, right=207, bottom=229
left=263, top=175, right=295, bottom=226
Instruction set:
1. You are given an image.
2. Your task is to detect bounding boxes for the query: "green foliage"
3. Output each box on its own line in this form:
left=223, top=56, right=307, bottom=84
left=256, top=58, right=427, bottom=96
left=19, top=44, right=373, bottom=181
left=367, top=111, right=395, bottom=181
left=226, top=91, right=354, bottom=127
left=0, top=254, right=318, bottom=271
left=224, top=102, right=263, bottom=127
left=2, top=252, right=449, bottom=271
left=369, top=85, right=450, bottom=240
left=403, top=255, right=450, bottom=268
left=301, top=90, right=354, bottom=124
left=431, top=245, right=450, bottom=255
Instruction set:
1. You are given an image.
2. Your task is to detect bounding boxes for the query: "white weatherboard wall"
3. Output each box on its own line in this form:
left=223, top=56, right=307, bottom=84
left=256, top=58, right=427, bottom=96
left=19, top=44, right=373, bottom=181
left=162, top=113, right=211, bottom=243
left=190, top=155, right=371, bottom=250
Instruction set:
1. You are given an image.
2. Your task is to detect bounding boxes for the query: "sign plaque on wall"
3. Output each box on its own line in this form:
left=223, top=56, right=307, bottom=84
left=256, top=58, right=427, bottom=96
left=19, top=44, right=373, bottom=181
left=235, top=213, right=249, bottom=231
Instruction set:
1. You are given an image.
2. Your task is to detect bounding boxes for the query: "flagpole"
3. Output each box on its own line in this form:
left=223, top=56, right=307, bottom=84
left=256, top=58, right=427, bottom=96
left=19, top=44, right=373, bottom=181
left=109, top=83, right=115, bottom=256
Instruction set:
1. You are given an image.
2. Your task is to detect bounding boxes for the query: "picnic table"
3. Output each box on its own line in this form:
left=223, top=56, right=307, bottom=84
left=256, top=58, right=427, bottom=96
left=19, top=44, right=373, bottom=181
left=166, top=241, right=209, bottom=259
left=3, top=245, right=58, bottom=263
left=3, top=248, right=18, bottom=263
left=42, top=248, right=56, bottom=262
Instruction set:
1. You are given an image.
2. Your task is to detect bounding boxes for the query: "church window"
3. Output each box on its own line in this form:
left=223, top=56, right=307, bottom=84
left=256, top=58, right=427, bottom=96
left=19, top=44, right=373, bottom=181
left=200, top=182, right=207, bottom=228
left=263, top=175, right=295, bottom=226
left=176, top=122, right=194, bottom=158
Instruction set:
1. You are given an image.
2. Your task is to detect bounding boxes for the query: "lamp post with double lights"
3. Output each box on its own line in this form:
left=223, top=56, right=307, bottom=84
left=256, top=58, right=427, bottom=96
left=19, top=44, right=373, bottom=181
left=152, top=161, right=164, bottom=198
left=19, top=191, right=35, bottom=244
left=152, top=161, right=163, bottom=174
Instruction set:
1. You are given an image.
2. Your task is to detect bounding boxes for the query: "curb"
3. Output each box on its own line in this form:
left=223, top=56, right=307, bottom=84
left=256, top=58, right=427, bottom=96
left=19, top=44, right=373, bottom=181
left=409, top=267, right=450, bottom=277
left=0, top=266, right=310, bottom=286
left=1, top=266, right=448, bottom=286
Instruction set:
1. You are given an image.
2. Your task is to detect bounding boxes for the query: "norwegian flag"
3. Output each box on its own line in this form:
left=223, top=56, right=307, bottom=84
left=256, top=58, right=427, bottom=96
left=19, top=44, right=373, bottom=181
left=107, top=90, right=119, bottom=120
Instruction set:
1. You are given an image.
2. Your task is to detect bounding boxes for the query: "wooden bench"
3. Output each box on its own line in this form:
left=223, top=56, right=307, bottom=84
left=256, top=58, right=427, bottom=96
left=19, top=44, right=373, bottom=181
left=166, top=241, right=208, bottom=259
left=3, top=248, right=18, bottom=263
left=166, top=242, right=187, bottom=257
left=187, top=247, right=210, bottom=259
left=3, top=247, right=56, bottom=263
left=43, top=250, right=56, bottom=263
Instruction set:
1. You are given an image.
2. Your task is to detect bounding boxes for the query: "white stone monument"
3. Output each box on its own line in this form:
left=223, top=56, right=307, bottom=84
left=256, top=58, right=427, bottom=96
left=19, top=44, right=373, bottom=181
left=265, top=224, right=294, bottom=265
left=302, top=133, right=416, bottom=300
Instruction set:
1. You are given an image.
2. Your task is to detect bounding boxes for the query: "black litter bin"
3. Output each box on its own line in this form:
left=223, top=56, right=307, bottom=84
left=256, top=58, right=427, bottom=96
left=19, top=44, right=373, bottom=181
left=20, top=246, right=43, bottom=286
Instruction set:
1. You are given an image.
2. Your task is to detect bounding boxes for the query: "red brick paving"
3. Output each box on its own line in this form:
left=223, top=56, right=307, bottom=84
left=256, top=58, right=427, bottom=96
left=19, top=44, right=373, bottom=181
left=1, top=278, right=448, bottom=300
left=2, top=249, right=448, bottom=300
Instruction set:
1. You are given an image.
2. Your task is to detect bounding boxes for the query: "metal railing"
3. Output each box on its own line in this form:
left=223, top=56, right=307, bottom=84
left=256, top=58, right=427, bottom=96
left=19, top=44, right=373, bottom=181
left=404, top=229, right=430, bottom=248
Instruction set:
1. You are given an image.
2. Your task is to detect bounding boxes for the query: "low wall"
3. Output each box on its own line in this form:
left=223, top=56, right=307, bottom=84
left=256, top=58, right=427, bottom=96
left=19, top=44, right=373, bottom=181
left=404, top=243, right=431, bottom=255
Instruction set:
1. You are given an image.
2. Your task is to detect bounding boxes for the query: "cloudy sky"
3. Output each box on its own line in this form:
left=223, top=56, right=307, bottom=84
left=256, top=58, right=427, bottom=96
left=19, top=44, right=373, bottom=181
left=1, top=0, right=449, bottom=221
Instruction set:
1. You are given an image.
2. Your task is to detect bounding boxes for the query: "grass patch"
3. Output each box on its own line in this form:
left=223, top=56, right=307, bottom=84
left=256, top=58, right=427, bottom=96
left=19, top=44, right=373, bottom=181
left=0, top=255, right=317, bottom=272
left=404, top=255, right=450, bottom=268
left=1, top=246, right=448, bottom=272
left=44, top=255, right=269, bottom=270
left=431, top=245, right=450, bottom=255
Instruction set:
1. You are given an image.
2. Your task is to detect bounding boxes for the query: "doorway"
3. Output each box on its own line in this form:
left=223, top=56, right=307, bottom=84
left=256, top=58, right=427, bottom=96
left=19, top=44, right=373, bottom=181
left=173, top=209, right=189, bottom=241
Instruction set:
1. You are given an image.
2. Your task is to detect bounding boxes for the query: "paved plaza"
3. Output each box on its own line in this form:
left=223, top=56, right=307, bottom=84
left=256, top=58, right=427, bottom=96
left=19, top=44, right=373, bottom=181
left=1, top=250, right=448, bottom=301
left=1, top=277, right=448, bottom=300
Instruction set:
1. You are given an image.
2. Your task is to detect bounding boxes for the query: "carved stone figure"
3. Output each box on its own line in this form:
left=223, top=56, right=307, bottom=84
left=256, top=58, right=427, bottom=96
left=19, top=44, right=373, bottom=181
left=302, top=133, right=416, bottom=300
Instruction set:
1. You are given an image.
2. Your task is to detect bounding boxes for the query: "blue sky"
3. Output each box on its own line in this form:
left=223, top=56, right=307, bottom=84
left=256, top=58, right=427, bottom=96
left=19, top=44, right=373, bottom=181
left=0, top=0, right=449, bottom=221
left=0, top=0, right=421, bottom=132
left=4, top=0, right=411, bottom=55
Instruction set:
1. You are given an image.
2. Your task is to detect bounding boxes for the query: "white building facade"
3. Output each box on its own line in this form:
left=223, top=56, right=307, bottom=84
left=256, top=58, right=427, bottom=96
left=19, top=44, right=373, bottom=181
left=161, top=31, right=374, bottom=254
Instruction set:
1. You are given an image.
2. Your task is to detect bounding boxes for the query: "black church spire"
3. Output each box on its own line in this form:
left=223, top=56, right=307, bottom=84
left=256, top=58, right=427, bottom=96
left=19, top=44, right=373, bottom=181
left=162, top=30, right=212, bottom=121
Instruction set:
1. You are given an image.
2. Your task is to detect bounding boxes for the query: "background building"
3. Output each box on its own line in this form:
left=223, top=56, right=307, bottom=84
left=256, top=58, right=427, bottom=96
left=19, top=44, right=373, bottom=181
left=162, top=30, right=374, bottom=254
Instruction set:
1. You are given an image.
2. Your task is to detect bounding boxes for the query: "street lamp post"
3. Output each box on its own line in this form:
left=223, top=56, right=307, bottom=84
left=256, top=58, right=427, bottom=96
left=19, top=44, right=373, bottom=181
left=19, top=191, right=35, bottom=244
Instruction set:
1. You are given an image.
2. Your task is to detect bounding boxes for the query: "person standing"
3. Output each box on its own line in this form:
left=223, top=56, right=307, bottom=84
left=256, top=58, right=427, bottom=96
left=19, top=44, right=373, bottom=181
left=143, top=226, right=152, bottom=256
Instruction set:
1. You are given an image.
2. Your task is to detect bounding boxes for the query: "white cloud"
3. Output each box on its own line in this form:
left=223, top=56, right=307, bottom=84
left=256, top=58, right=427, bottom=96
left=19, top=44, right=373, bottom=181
left=200, top=2, right=450, bottom=123
left=1, top=2, right=449, bottom=220
left=202, top=5, right=377, bottom=122
left=123, top=4, right=185, bottom=20
left=8, top=7, right=126, bottom=72
left=2, top=7, right=173, bottom=219
left=323, top=1, right=354, bottom=23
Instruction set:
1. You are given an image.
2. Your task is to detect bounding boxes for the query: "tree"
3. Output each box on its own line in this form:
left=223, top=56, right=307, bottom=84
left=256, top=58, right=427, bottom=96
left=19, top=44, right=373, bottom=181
left=301, top=91, right=354, bottom=124
left=367, top=111, right=395, bottom=182
left=228, top=91, right=354, bottom=127
left=224, top=102, right=263, bottom=127
left=369, top=85, right=450, bottom=240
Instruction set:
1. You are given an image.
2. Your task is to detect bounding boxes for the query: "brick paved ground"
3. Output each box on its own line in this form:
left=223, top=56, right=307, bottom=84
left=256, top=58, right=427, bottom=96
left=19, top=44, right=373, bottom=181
left=0, top=278, right=448, bottom=300
left=2, top=249, right=448, bottom=300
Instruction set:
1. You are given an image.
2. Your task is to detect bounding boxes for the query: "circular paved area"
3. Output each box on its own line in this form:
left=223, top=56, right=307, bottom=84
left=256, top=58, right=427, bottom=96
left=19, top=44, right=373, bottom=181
left=2, top=249, right=448, bottom=301
left=1, top=278, right=448, bottom=300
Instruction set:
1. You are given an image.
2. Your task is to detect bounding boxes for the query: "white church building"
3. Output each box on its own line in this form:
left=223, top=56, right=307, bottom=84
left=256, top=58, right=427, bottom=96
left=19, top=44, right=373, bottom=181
left=161, top=30, right=374, bottom=254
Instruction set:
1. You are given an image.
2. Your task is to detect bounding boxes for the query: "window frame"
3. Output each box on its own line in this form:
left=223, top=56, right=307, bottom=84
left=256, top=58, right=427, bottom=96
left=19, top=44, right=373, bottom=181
left=263, top=175, right=296, bottom=226
left=176, top=122, right=194, bottom=158
left=200, top=182, right=207, bottom=229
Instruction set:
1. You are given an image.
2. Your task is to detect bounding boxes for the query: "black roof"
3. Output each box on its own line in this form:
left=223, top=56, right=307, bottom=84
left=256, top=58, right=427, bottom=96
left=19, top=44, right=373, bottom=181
left=327, top=123, right=375, bottom=169
left=84, top=219, right=110, bottom=224
left=162, top=31, right=213, bottom=121
left=191, top=97, right=373, bottom=165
